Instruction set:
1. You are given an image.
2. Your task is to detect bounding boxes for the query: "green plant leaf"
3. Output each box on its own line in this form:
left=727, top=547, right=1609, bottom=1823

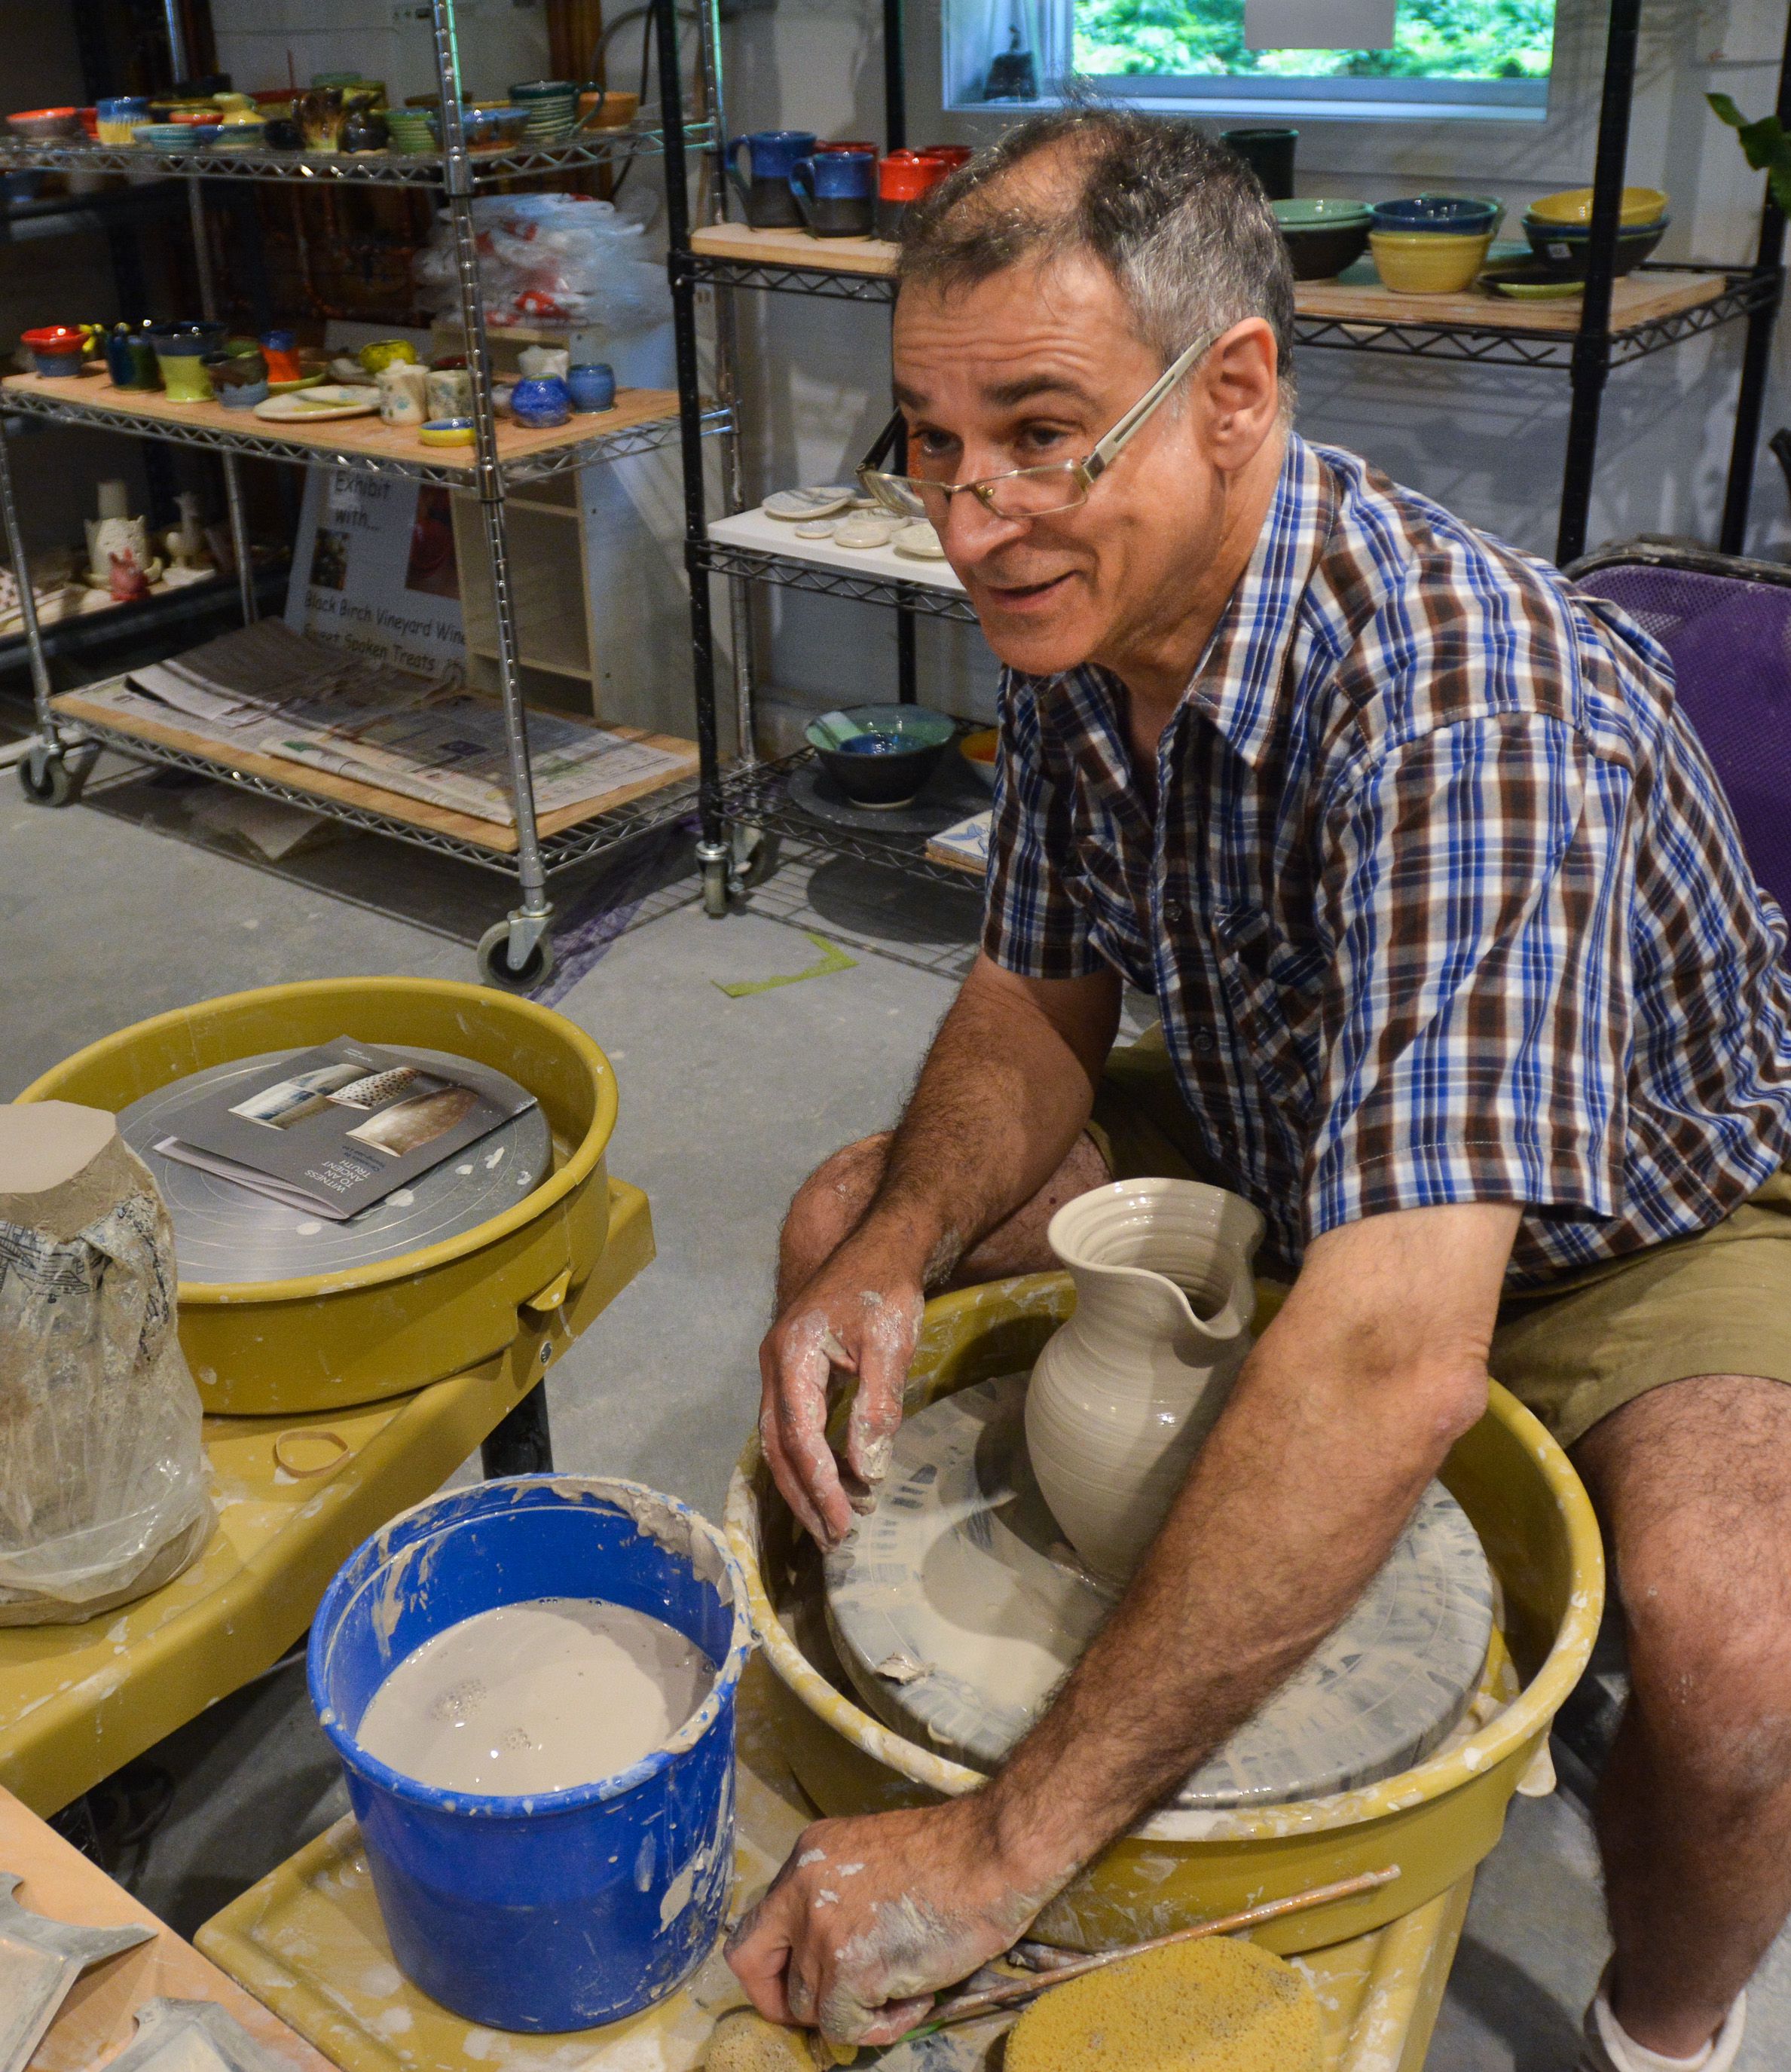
left=1708, top=90, right=1747, bottom=129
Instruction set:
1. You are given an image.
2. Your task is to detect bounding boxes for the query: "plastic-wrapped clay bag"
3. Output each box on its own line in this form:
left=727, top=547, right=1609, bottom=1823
left=0, top=1102, right=212, bottom=1624
left=413, top=191, right=671, bottom=334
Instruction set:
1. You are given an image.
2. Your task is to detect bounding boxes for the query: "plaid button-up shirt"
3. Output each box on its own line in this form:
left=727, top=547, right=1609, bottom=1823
left=985, top=434, right=1791, bottom=1286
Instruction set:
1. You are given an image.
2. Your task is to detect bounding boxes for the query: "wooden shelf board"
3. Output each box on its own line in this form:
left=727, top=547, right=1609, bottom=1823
left=1, top=370, right=681, bottom=475
left=686, top=225, right=1733, bottom=338
left=466, top=644, right=594, bottom=681
left=690, top=220, right=898, bottom=276
left=1294, top=267, right=1729, bottom=333
left=49, top=688, right=697, bottom=851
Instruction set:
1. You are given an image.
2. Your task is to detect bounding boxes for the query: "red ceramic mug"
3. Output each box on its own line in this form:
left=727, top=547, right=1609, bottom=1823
left=816, top=139, right=877, bottom=154
left=918, top=143, right=972, bottom=170
left=877, top=151, right=943, bottom=239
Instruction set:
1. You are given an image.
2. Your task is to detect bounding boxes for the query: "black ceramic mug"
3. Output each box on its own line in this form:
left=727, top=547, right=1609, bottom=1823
left=790, top=148, right=876, bottom=238
left=1221, top=125, right=1297, bottom=201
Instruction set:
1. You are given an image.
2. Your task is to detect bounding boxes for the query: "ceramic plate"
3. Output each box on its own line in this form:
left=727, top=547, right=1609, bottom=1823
left=763, top=485, right=855, bottom=521
left=825, top=1374, right=1496, bottom=1808
left=265, top=370, right=326, bottom=394
left=252, top=384, right=378, bottom=421
left=1481, top=265, right=1584, bottom=302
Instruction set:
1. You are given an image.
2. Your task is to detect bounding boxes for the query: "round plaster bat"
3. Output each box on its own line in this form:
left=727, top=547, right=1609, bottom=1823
left=833, top=514, right=900, bottom=550
left=763, top=485, right=855, bottom=521
left=892, top=521, right=946, bottom=560
left=793, top=518, right=839, bottom=539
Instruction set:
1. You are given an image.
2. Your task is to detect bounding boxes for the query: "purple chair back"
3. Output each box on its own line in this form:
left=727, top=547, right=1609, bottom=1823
left=1570, top=544, right=1791, bottom=924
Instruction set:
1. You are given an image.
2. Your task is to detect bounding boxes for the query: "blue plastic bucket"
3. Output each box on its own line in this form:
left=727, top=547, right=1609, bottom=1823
left=308, top=1476, right=753, bottom=2031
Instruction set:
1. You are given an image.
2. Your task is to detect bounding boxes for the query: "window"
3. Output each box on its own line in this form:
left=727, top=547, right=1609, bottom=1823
left=947, top=0, right=1558, bottom=123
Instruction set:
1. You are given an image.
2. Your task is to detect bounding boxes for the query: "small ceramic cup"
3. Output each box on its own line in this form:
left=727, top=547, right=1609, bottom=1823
left=206, top=347, right=268, bottom=408
left=95, top=96, right=150, bottom=145
left=425, top=365, right=472, bottom=418
left=147, top=320, right=225, bottom=401
left=790, top=149, right=876, bottom=238
left=104, top=323, right=160, bottom=389
left=518, top=344, right=570, bottom=381
left=510, top=375, right=571, bottom=428
left=359, top=338, right=417, bottom=376
left=296, top=86, right=346, bottom=152
left=566, top=362, right=616, bottom=412
left=377, top=361, right=429, bottom=426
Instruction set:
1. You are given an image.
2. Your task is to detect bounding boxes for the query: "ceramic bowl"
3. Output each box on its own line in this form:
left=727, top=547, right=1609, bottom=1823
left=1370, top=228, right=1494, bottom=295
left=21, top=325, right=90, bottom=377
left=1372, top=194, right=1500, bottom=237
left=1521, top=213, right=1667, bottom=280
left=134, top=122, right=219, bottom=148
left=7, top=107, right=82, bottom=141
left=418, top=416, right=476, bottom=447
left=959, top=726, right=999, bottom=790
left=1528, top=184, right=1668, bottom=229
left=209, top=120, right=267, bottom=151
left=1272, top=197, right=1371, bottom=281
left=806, top=703, right=958, bottom=807
left=460, top=105, right=528, bottom=152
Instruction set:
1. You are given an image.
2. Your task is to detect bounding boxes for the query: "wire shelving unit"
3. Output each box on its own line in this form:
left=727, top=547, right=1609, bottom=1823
left=660, top=0, right=1791, bottom=913
left=0, top=0, right=730, bottom=986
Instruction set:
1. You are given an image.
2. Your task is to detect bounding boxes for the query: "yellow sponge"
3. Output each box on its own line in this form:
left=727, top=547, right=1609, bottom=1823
left=1004, top=1936, right=1324, bottom=2072
left=704, top=2009, right=857, bottom=2070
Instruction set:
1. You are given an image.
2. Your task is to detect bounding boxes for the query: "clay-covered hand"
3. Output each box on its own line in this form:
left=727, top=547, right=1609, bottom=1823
left=756, top=1234, right=925, bottom=1548
left=725, top=1802, right=1050, bottom=2049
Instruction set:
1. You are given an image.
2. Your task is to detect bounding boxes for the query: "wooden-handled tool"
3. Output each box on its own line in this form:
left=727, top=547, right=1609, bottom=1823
left=909, top=1863, right=1402, bottom=2037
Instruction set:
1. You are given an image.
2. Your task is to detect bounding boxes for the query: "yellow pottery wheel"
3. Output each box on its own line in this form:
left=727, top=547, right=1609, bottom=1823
left=17, top=979, right=619, bottom=1415
left=725, top=1276, right=1603, bottom=1956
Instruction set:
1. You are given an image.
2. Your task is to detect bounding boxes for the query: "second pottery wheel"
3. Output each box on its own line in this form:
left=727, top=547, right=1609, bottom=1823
left=823, top=1374, right=1496, bottom=1809
left=119, top=1048, right=552, bottom=1284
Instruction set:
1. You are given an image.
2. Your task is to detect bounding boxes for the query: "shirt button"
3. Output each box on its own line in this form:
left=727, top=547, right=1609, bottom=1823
left=1193, top=1029, right=1216, bottom=1055
left=1163, top=898, right=1184, bottom=924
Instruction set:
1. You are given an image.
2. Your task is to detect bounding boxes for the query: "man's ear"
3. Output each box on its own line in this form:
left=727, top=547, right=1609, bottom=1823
left=1204, top=319, right=1282, bottom=471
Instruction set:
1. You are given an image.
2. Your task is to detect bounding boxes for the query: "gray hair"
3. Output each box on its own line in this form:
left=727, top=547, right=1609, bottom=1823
left=897, top=106, right=1296, bottom=409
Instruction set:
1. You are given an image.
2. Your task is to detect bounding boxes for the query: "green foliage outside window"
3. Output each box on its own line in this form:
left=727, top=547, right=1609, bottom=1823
left=1074, top=0, right=1556, bottom=81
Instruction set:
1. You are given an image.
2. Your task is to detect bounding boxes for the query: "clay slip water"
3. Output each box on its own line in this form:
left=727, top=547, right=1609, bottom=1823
left=357, top=1597, right=714, bottom=1795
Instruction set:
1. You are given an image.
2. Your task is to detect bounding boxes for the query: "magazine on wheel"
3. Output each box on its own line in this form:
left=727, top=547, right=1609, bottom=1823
left=154, top=1038, right=537, bottom=1221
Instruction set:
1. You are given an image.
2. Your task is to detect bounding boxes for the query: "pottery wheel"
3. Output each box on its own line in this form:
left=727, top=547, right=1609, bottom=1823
left=786, top=762, right=986, bottom=837
left=118, top=1048, right=552, bottom=1284
left=823, top=1374, right=1496, bottom=1809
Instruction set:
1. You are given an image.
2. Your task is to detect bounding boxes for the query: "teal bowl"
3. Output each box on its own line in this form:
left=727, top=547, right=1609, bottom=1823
left=805, top=702, right=957, bottom=807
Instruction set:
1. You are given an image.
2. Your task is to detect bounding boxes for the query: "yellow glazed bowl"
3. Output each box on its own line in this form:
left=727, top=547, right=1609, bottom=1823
left=1529, top=184, right=1668, bottom=228
left=726, top=1275, right=1604, bottom=1957
left=1371, top=228, right=1493, bottom=295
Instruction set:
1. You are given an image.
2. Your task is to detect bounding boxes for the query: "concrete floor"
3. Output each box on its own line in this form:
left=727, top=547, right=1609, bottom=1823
left=8, top=740, right=1791, bottom=2067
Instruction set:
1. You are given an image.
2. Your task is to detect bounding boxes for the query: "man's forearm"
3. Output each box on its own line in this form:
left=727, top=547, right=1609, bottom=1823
left=864, top=959, right=1119, bottom=1282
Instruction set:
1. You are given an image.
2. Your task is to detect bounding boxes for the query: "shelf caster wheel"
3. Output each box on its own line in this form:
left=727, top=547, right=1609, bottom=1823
left=18, top=746, right=84, bottom=808
left=735, top=826, right=780, bottom=891
left=702, top=854, right=730, bottom=918
left=477, top=920, right=555, bottom=992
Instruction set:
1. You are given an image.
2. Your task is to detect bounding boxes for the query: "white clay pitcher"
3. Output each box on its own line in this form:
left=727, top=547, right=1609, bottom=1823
left=1025, top=1178, right=1264, bottom=1585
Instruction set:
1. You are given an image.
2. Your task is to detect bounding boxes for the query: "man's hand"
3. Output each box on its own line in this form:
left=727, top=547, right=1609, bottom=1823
left=726, top=1802, right=1055, bottom=2049
left=756, top=1228, right=927, bottom=1548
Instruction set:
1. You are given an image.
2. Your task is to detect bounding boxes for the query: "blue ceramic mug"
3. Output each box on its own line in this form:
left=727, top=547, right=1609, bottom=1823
left=789, top=148, right=876, bottom=239
left=726, top=130, right=816, bottom=229
left=566, top=362, right=616, bottom=412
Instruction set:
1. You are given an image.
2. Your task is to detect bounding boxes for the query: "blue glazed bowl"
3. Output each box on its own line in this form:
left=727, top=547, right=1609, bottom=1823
left=510, top=374, right=571, bottom=428
left=805, top=701, right=958, bottom=806
left=1372, top=194, right=1501, bottom=236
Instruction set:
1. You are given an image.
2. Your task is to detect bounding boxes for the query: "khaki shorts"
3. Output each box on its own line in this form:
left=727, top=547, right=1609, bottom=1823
left=1088, top=1026, right=1791, bottom=1450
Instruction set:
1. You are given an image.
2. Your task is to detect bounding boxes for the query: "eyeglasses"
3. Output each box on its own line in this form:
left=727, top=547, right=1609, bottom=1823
left=856, top=327, right=1225, bottom=524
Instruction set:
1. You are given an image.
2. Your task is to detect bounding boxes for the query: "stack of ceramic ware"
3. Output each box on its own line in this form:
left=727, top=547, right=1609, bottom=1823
left=385, top=105, right=437, bottom=153
left=1369, top=194, right=1502, bottom=295
left=1271, top=198, right=1372, bottom=282
left=1521, top=185, right=1670, bottom=281
left=510, top=80, right=578, bottom=142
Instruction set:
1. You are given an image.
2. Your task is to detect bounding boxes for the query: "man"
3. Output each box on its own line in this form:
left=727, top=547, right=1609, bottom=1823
left=730, top=107, right=1791, bottom=2072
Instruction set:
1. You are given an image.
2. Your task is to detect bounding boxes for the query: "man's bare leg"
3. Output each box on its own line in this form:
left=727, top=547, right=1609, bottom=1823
left=778, top=1129, right=1113, bottom=1308
left=1572, top=1374, right=1791, bottom=2058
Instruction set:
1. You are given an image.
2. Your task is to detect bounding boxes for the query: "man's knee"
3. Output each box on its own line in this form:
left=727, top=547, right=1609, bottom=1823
left=1619, top=1522, right=1791, bottom=1805
left=779, top=1133, right=893, bottom=1295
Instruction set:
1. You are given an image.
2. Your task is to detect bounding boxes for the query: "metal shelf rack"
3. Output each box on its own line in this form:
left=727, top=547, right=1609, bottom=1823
left=1, top=0, right=729, bottom=987
left=662, top=0, right=1791, bottom=917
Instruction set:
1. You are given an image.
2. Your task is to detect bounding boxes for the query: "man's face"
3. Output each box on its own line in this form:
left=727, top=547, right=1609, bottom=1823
left=891, top=253, right=1229, bottom=680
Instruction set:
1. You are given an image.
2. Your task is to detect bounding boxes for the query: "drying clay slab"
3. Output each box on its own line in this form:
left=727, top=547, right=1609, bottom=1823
left=763, top=486, right=855, bottom=521
left=892, top=521, right=946, bottom=560
left=118, top=1047, right=551, bottom=1285
left=102, top=1998, right=298, bottom=2072
left=824, top=1374, right=1496, bottom=1808
left=0, top=1102, right=116, bottom=1196
left=0, top=1873, right=154, bottom=2072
